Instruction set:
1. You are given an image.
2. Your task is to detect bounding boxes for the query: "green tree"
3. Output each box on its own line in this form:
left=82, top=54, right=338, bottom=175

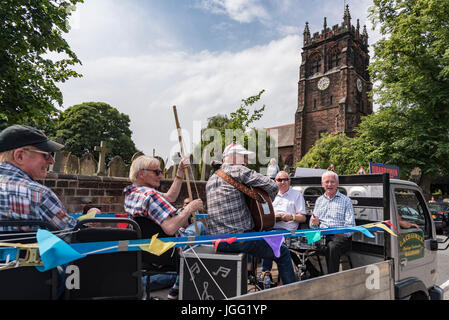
left=297, top=132, right=360, bottom=175
left=195, top=90, right=275, bottom=175
left=56, top=102, right=138, bottom=163
left=0, top=0, right=83, bottom=129
left=367, top=0, right=449, bottom=180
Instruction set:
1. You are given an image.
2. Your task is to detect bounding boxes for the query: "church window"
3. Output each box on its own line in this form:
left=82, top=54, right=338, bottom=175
left=330, top=96, right=333, bottom=105
left=329, top=49, right=340, bottom=69
left=309, top=53, right=322, bottom=75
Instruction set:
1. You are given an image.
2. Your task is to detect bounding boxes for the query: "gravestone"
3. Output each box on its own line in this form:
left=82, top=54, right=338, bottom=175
left=107, top=156, right=128, bottom=177
left=52, top=150, right=70, bottom=173
left=131, top=151, right=145, bottom=162
left=64, top=153, right=80, bottom=175
left=80, top=153, right=97, bottom=176
left=95, top=141, right=111, bottom=176
left=49, top=138, right=65, bottom=172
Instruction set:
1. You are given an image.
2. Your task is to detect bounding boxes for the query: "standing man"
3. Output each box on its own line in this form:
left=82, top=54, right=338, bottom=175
left=206, top=143, right=297, bottom=285
left=310, top=170, right=355, bottom=274
left=261, top=171, right=306, bottom=279
left=0, top=125, right=76, bottom=232
left=124, top=155, right=206, bottom=299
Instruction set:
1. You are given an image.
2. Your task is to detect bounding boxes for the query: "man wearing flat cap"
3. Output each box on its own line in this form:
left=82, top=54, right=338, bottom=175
left=0, top=125, right=76, bottom=231
left=206, top=142, right=297, bottom=285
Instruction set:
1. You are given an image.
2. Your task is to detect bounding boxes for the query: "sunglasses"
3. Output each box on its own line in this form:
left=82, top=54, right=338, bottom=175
left=23, top=148, right=54, bottom=160
left=276, top=178, right=289, bottom=182
left=142, top=168, right=163, bottom=175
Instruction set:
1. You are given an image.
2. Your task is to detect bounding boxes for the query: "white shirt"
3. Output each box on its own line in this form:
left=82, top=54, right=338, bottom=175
left=272, top=187, right=306, bottom=231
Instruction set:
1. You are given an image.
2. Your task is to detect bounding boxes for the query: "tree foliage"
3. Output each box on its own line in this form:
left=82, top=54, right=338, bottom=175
left=0, top=0, right=83, bottom=129
left=297, top=133, right=361, bottom=175
left=195, top=90, right=275, bottom=173
left=56, top=102, right=138, bottom=164
left=367, top=0, right=449, bottom=177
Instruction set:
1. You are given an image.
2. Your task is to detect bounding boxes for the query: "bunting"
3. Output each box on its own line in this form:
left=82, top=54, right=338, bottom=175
left=139, top=233, right=175, bottom=256
left=0, top=221, right=396, bottom=272
left=262, top=235, right=284, bottom=258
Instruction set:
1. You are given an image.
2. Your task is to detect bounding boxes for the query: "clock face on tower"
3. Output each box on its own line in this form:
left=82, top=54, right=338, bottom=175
left=357, top=78, right=362, bottom=92
left=317, top=77, right=330, bottom=90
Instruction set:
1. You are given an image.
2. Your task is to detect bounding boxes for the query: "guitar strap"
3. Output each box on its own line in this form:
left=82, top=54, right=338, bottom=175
left=215, top=169, right=259, bottom=201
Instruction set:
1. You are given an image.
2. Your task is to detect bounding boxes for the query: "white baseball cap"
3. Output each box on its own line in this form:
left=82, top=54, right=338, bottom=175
left=222, top=142, right=255, bottom=159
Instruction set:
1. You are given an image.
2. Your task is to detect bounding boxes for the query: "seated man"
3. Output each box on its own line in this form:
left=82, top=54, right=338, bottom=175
left=206, top=143, right=297, bottom=286
left=261, top=171, right=306, bottom=281
left=310, top=170, right=355, bottom=274
left=124, top=155, right=206, bottom=300
left=0, top=125, right=76, bottom=234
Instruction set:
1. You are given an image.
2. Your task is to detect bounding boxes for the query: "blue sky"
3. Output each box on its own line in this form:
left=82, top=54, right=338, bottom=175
left=59, top=0, right=379, bottom=164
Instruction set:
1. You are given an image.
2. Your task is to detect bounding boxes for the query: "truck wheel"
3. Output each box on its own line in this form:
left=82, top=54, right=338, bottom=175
left=409, top=292, right=429, bottom=300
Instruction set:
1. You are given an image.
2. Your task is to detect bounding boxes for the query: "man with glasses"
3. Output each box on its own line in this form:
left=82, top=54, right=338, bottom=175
left=124, top=155, right=206, bottom=299
left=310, top=170, right=355, bottom=274
left=206, top=143, right=297, bottom=286
left=0, top=125, right=76, bottom=232
left=260, top=171, right=307, bottom=282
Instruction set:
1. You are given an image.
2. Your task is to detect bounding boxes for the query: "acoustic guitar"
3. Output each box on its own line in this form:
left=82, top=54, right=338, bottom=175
left=215, top=170, right=275, bottom=232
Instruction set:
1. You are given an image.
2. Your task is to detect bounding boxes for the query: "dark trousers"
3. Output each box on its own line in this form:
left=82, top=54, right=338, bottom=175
left=324, top=235, right=352, bottom=274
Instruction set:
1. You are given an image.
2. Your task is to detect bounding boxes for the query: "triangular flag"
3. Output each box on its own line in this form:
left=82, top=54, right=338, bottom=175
left=348, top=226, right=375, bottom=238
left=383, top=221, right=400, bottom=234
left=76, top=208, right=100, bottom=221
left=263, top=235, right=284, bottom=258
left=364, top=222, right=397, bottom=237
left=305, top=230, right=321, bottom=244
left=35, top=229, right=86, bottom=272
left=212, top=237, right=237, bottom=253
left=139, top=233, right=175, bottom=256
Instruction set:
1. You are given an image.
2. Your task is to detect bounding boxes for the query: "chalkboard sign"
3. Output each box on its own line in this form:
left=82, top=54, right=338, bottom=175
left=179, top=245, right=247, bottom=300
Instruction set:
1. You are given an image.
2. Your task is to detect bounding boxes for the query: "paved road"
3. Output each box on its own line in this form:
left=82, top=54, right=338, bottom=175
left=436, top=235, right=449, bottom=299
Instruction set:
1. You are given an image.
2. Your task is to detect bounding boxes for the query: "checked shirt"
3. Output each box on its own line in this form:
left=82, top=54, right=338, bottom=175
left=0, top=162, right=76, bottom=231
left=206, top=164, right=278, bottom=235
left=310, top=191, right=355, bottom=236
left=123, top=185, right=184, bottom=236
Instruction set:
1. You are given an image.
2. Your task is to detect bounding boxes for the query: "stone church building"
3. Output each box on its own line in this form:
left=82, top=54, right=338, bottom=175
left=292, top=5, right=373, bottom=164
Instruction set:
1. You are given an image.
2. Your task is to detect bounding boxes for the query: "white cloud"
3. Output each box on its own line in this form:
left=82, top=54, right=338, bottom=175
left=198, top=0, right=271, bottom=23
left=59, top=35, right=300, bottom=163
left=58, top=0, right=380, bottom=164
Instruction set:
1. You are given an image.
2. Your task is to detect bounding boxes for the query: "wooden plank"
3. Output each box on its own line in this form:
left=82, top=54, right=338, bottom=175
left=231, top=260, right=393, bottom=300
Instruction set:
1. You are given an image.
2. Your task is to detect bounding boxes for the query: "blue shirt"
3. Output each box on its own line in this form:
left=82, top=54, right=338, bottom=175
left=311, top=191, right=355, bottom=236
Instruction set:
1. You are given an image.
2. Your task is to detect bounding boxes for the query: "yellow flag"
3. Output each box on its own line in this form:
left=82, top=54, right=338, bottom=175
left=363, top=223, right=397, bottom=237
left=139, top=233, right=175, bottom=256
left=77, top=208, right=100, bottom=221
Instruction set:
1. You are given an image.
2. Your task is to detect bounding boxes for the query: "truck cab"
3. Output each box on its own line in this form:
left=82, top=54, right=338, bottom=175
left=260, top=171, right=445, bottom=300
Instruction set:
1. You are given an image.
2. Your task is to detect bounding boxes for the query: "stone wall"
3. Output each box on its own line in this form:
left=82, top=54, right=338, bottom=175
left=39, top=172, right=207, bottom=214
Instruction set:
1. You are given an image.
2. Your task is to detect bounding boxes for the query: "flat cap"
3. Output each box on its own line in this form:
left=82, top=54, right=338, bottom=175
left=0, top=124, right=64, bottom=153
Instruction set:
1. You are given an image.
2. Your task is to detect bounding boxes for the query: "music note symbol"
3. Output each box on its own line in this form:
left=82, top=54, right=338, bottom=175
left=201, top=282, right=214, bottom=300
left=212, top=266, right=231, bottom=278
left=189, top=262, right=201, bottom=281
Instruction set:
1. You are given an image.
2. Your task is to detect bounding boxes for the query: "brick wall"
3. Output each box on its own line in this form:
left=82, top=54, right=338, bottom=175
left=40, top=172, right=207, bottom=214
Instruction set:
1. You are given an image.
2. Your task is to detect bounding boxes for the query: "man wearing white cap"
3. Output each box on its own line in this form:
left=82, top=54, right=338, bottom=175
left=206, top=142, right=297, bottom=285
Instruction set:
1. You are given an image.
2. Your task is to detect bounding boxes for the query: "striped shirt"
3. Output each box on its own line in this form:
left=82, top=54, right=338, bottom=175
left=206, top=163, right=278, bottom=235
left=123, top=185, right=182, bottom=235
left=311, top=191, right=355, bottom=236
left=0, top=162, right=76, bottom=231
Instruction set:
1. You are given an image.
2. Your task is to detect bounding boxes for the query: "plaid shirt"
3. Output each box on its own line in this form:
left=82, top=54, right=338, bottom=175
left=123, top=185, right=182, bottom=235
left=206, top=164, right=278, bottom=235
left=0, top=162, right=76, bottom=231
left=311, top=191, right=355, bottom=236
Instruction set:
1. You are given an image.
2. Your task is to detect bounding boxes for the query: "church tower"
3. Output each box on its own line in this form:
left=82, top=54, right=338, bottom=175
left=293, top=5, right=372, bottom=163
